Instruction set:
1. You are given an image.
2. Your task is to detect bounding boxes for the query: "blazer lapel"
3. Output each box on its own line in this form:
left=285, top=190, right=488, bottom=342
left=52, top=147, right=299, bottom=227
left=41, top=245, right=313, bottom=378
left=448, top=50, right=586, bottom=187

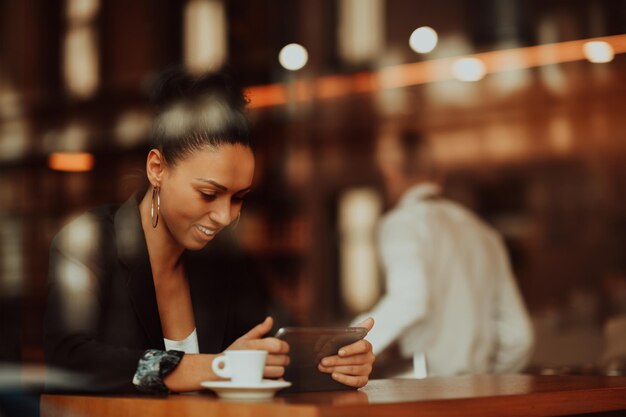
left=114, top=196, right=164, bottom=349
left=185, top=244, right=231, bottom=354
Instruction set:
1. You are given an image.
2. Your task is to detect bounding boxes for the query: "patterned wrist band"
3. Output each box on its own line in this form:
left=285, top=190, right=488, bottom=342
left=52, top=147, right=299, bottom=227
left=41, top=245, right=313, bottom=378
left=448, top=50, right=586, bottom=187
left=132, top=349, right=185, bottom=394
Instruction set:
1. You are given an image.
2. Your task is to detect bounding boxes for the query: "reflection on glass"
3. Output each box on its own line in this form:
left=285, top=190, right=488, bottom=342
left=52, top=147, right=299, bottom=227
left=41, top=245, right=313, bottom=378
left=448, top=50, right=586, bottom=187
left=339, top=188, right=382, bottom=314
left=114, top=109, right=152, bottom=148
left=0, top=120, right=28, bottom=162
left=63, top=27, right=99, bottom=98
left=55, top=213, right=101, bottom=332
left=0, top=216, right=23, bottom=298
left=66, top=0, right=99, bottom=22
left=338, top=0, right=384, bottom=65
left=548, top=116, right=574, bottom=155
left=184, top=0, right=227, bottom=73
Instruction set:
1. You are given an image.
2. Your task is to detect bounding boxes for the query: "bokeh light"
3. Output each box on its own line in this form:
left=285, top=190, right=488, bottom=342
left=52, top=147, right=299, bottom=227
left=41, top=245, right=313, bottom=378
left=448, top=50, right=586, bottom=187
left=278, top=43, right=308, bottom=71
left=409, top=26, right=438, bottom=54
left=583, top=41, right=615, bottom=63
left=451, top=57, right=487, bottom=82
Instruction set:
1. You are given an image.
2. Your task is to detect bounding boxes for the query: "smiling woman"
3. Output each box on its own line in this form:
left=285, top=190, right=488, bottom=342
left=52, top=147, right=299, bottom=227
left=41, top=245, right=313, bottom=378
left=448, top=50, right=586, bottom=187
left=145, top=143, right=254, bottom=251
left=42, top=68, right=375, bottom=395
left=43, top=68, right=282, bottom=394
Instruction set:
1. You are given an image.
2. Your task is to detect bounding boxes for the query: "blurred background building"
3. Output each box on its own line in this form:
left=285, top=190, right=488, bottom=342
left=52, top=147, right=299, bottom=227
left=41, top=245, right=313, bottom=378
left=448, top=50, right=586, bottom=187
left=1, top=0, right=626, bottom=375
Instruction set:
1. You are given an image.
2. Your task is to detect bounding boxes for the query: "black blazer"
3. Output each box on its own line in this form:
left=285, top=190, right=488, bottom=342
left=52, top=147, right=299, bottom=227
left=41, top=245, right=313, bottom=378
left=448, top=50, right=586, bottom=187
left=43, top=195, right=267, bottom=393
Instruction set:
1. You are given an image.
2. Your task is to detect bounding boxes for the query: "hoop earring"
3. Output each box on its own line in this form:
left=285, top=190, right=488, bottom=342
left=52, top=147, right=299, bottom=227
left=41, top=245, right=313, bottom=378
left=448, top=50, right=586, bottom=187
left=151, top=186, right=160, bottom=228
left=234, top=212, right=241, bottom=228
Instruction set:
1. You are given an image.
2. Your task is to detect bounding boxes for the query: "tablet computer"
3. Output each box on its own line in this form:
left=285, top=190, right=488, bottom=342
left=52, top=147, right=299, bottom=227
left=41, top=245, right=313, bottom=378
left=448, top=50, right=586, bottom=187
left=275, top=326, right=367, bottom=393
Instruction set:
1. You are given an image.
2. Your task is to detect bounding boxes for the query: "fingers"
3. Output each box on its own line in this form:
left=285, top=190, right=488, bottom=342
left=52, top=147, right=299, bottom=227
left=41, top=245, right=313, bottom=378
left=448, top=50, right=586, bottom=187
left=330, top=373, right=369, bottom=388
left=319, top=352, right=374, bottom=375
left=337, top=339, right=372, bottom=357
left=318, top=364, right=372, bottom=376
left=241, top=316, right=273, bottom=340
left=263, top=350, right=289, bottom=379
left=354, top=317, right=374, bottom=332
left=265, top=354, right=290, bottom=367
left=320, top=352, right=374, bottom=367
left=244, top=337, right=289, bottom=354
left=318, top=338, right=375, bottom=388
left=264, top=366, right=285, bottom=379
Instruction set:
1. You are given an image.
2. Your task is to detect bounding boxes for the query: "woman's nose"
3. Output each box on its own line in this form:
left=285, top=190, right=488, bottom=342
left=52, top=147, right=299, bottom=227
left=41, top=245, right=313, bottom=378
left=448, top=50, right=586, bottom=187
left=209, top=201, right=231, bottom=226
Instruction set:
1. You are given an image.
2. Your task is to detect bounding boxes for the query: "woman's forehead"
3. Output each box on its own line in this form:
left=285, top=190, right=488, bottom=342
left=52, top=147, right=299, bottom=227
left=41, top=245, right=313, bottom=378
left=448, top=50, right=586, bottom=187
left=173, top=144, right=254, bottom=188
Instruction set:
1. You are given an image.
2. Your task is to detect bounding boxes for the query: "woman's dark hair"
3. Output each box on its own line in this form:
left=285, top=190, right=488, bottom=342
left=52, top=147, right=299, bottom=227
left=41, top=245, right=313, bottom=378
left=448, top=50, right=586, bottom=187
left=149, top=67, right=251, bottom=165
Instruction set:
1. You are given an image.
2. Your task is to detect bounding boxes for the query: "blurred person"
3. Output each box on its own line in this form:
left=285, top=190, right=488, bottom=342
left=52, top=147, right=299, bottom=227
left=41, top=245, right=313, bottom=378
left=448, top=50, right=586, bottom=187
left=352, top=128, right=533, bottom=377
left=44, top=68, right=374, bottom=394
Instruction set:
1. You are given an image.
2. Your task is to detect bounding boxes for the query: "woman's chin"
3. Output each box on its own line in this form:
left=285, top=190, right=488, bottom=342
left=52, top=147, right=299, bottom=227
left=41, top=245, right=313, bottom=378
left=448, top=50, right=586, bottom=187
left=186, top=239, right=211, bottom=251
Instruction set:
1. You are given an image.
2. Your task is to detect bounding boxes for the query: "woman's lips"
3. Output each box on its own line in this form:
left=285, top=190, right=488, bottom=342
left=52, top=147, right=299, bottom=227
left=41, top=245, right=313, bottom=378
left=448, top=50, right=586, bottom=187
left=195, top=224, right=218, bottom=238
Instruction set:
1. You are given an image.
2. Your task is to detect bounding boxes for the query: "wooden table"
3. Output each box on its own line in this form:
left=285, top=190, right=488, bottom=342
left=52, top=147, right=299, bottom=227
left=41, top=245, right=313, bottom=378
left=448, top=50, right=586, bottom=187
left=41, top=375, right=626, bottom=417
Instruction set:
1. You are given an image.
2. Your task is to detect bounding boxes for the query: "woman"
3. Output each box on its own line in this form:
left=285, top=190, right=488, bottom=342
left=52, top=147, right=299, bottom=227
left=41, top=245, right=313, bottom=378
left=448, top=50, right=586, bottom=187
left=43, top=69, right=374, bottom=394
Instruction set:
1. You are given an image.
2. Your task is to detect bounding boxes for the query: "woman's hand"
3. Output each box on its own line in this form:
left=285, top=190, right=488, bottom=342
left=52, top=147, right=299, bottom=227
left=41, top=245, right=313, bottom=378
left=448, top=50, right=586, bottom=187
left=227, top=316, right=290, bottom=379
left=317, top=318, right=375, bottom=388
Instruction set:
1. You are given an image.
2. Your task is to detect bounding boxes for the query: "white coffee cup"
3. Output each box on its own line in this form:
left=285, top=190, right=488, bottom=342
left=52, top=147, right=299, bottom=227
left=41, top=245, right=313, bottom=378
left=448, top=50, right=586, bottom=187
left=212, top=350, right=268, bottom=385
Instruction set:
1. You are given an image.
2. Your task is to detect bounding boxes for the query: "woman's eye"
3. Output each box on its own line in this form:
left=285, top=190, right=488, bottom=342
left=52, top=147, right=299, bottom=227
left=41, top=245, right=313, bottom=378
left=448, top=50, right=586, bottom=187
left=232, top=196, right=246, bottom=204
left=201, top=193, right=217, bottom=202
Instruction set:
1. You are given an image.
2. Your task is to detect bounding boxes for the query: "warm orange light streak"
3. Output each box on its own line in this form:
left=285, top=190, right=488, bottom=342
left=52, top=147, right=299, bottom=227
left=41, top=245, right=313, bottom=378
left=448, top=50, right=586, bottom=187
left=294, top=80, right=312, bottom=102
left=246, top=84, right=287, bottom=109
left=246, top=34, right=626, bottom=109
left=48, top=152, right=95, bottom=172
left=315, top=75, right=354, bottom=99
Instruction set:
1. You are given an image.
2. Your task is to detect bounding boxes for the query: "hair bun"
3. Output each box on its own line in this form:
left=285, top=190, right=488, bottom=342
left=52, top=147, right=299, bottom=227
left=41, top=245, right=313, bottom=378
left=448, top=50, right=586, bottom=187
left=147, top=66, right=248, bottom=109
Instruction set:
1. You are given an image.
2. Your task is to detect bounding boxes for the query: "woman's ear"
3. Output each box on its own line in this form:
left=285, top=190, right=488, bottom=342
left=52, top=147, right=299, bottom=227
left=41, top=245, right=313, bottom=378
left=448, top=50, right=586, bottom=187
left=146, top=149, right=165, bottom=187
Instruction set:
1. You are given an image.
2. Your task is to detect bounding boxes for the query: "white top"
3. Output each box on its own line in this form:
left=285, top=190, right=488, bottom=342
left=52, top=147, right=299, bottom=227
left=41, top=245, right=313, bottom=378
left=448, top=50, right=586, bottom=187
left=164, top=328, right=200, bottom=354
left=353, top=183, right=534, bottom=377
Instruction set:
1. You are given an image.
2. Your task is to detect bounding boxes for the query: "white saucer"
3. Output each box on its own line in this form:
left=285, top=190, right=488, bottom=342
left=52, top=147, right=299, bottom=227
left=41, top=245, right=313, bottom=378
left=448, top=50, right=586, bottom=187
left=200, top=379, right=292, bottom=400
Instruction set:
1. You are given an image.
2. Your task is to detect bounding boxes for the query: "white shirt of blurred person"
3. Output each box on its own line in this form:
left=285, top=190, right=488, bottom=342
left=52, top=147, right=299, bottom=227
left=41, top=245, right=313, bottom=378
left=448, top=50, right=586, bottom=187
left=352, top=129, right=534, bottom=378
